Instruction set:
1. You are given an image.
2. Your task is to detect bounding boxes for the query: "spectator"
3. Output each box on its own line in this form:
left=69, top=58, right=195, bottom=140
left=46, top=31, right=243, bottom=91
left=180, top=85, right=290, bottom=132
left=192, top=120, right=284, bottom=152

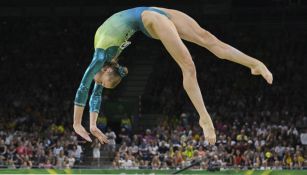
left=294, top=151, right=304, bottom=169
left=55, top=150, right=66, bottom=169
left=151, top=155, right=161, bottom=169
left=105, top=128, right=117, bottom=152
left=119, top=142, right=128, bottom=157
left=52, top=141, right=63, bottom=157
left=233, top=150, right=244, bottom=168
left=74, top=143, right=83, bottom=163
left=236, top=129, right=248, bottom=142
left=42, top=159, right=53, bottom=169
left=112, top=152, right=121, bottom=168
left=198, top=146, right=206, bottom=157
left=173, top=150, right=183, bottom=168
left=283, top=151, right=293, bottom=169
left=139, top=140, right=150, bottom=164
left=19, top=159, right=31, bottom=169
left=148, top=140, right=158, bottom=157
left=6, top=158, right=16, bottom=169
left=0, top=139, right=7, bottom=161
left=91, top=139, right=101, bottom=166
left=16, top=142, right=26, bottom=156
left=67, top=154, right=75, bottom=168
left=118, top=128, right=131, bottom=144
left=119, top=153, right=133, bottom=169
left=128, top=142, right=139, bottom=156
left=144, top=129, right=154, bottom=144
left=158, top=141, right=169, bottom=155
left=210, top=155, right=223, bottom=171
left=183, top=144, right=194, bottom=160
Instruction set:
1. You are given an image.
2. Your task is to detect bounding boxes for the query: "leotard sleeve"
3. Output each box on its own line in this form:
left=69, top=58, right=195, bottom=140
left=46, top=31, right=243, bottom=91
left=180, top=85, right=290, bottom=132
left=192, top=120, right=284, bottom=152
left=89, top=83, right=103, bottom=113
left=74, top=49, right=106, bottom=111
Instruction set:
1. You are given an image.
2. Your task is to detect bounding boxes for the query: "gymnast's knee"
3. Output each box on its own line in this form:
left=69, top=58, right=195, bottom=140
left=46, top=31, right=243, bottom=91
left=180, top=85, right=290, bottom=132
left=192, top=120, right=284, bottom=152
left=182, top=62, right=196, bottom=77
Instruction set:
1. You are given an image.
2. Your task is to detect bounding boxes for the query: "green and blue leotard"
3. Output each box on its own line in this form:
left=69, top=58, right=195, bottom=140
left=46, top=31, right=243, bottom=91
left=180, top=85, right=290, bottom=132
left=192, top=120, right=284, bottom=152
left=74, top=7, right=168, bottom=113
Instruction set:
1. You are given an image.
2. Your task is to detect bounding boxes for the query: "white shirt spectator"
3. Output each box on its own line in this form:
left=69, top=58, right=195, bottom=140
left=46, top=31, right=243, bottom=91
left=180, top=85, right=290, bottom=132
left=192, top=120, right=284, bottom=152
left=106, top=131, right=116, bottom=145
left=149, top=144, right=158, bottom=155
left=5, top=133, right=14, bottom=145
left=120, top=159, right=133, bottom=168
left=254, top=139, right=260, bottom=148
left=287, top=127, right=298, bottom=136
left=158, top=141, right=170, bottom=148
left=53, top=146, right=63, bottom=156
left=93, top=144, right=101, bottom=159
left=274, top=145, right=285, bottom=157
left=257, top=128, right=267, bottom=137
left=230, top=140, right=236, bottom=146
left=75, top=145, right=83, bottom=159
left=70, top=133, right=78, bottom=142
left=67, top=156, right=75, bottom=167
left=260, top=139, right=266, bottom=147
left=128, top=145, right=139, bottom=154
left=44, top=138, right=51, bottom=147
left=56, top=155, right=65, bottom=169
left=300, top=133, right=307, bottom=145
left=280, top=125, right=288, bottom=132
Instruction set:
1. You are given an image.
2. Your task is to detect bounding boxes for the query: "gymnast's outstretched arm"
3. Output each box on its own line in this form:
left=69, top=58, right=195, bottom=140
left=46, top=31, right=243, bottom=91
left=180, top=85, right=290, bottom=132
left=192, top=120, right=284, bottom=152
left=73, top=49, right=107, bottom=143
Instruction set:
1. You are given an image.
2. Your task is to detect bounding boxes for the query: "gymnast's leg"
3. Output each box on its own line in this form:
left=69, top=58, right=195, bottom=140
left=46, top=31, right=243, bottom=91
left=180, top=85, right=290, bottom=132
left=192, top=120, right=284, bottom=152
left=142, top=11, right=216, bottom=145
left=160, top=8, right=273, bottom=84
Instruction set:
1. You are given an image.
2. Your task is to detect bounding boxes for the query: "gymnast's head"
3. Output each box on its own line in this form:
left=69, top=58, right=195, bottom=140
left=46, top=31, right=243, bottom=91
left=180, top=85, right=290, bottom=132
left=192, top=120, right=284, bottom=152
left=94, top=62, right=128, bottom=89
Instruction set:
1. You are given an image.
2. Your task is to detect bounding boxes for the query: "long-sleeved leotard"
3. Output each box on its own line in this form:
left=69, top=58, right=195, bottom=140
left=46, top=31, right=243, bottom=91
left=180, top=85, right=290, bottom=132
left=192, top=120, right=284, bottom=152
left=74, top=7, right=168, bottom=113
left=74, top=49, right=105, bottom=112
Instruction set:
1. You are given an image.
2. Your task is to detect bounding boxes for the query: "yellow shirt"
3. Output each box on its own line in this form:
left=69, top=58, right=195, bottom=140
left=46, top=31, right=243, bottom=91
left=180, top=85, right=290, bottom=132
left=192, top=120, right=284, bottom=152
left=297, top=156, right=304, bottom=163
left=286, top=156, right=292, bottom=164
left=183, top=146, right=194, bottom=159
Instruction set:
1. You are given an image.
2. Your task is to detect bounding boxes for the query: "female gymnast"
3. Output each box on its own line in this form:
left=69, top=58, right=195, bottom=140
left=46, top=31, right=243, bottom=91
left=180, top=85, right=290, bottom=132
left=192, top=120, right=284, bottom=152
left=73, top=7, right=273, bottom=145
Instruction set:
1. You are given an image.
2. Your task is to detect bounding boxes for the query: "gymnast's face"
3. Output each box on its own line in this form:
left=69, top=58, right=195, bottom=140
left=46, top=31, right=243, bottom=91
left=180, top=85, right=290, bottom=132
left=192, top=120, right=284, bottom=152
left=94, top=67, right=122, bottom=89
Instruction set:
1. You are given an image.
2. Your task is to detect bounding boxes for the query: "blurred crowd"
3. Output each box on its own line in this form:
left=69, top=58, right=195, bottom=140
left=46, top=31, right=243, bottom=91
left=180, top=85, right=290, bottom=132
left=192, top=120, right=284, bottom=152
left=112, top=114, right=307, bottom=170
left=0, top=124, right=83, bottom=169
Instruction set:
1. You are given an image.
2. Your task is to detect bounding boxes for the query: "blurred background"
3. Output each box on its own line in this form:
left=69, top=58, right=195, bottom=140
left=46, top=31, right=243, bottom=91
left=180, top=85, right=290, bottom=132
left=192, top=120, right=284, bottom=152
left=0, top=0, right=306, bottom=171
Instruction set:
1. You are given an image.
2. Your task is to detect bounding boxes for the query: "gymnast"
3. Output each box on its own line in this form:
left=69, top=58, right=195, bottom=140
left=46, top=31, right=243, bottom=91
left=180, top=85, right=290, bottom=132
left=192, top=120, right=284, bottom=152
left=73, top=7, right=273, bottom=145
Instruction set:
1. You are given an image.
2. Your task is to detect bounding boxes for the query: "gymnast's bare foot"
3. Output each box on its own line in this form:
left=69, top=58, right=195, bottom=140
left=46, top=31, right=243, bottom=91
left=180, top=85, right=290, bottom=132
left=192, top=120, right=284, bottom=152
left=251, top=61, right=273, bottom=84
left=199, top=119, right=216, bottom=145
left=90, top=126, right=109, bottom=144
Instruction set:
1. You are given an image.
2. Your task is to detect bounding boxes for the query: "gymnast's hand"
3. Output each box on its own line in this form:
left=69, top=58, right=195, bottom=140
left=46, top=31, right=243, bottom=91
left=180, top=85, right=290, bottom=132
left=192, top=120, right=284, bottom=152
left=90, top=126, right=109, bottom=144
left=199, top=118, right=216, bottom=145
left=73, top=124, right=92, bottom=142
left=73, top=105, right=92, bottom=142
left=90, top=112, right=109, bottom=144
